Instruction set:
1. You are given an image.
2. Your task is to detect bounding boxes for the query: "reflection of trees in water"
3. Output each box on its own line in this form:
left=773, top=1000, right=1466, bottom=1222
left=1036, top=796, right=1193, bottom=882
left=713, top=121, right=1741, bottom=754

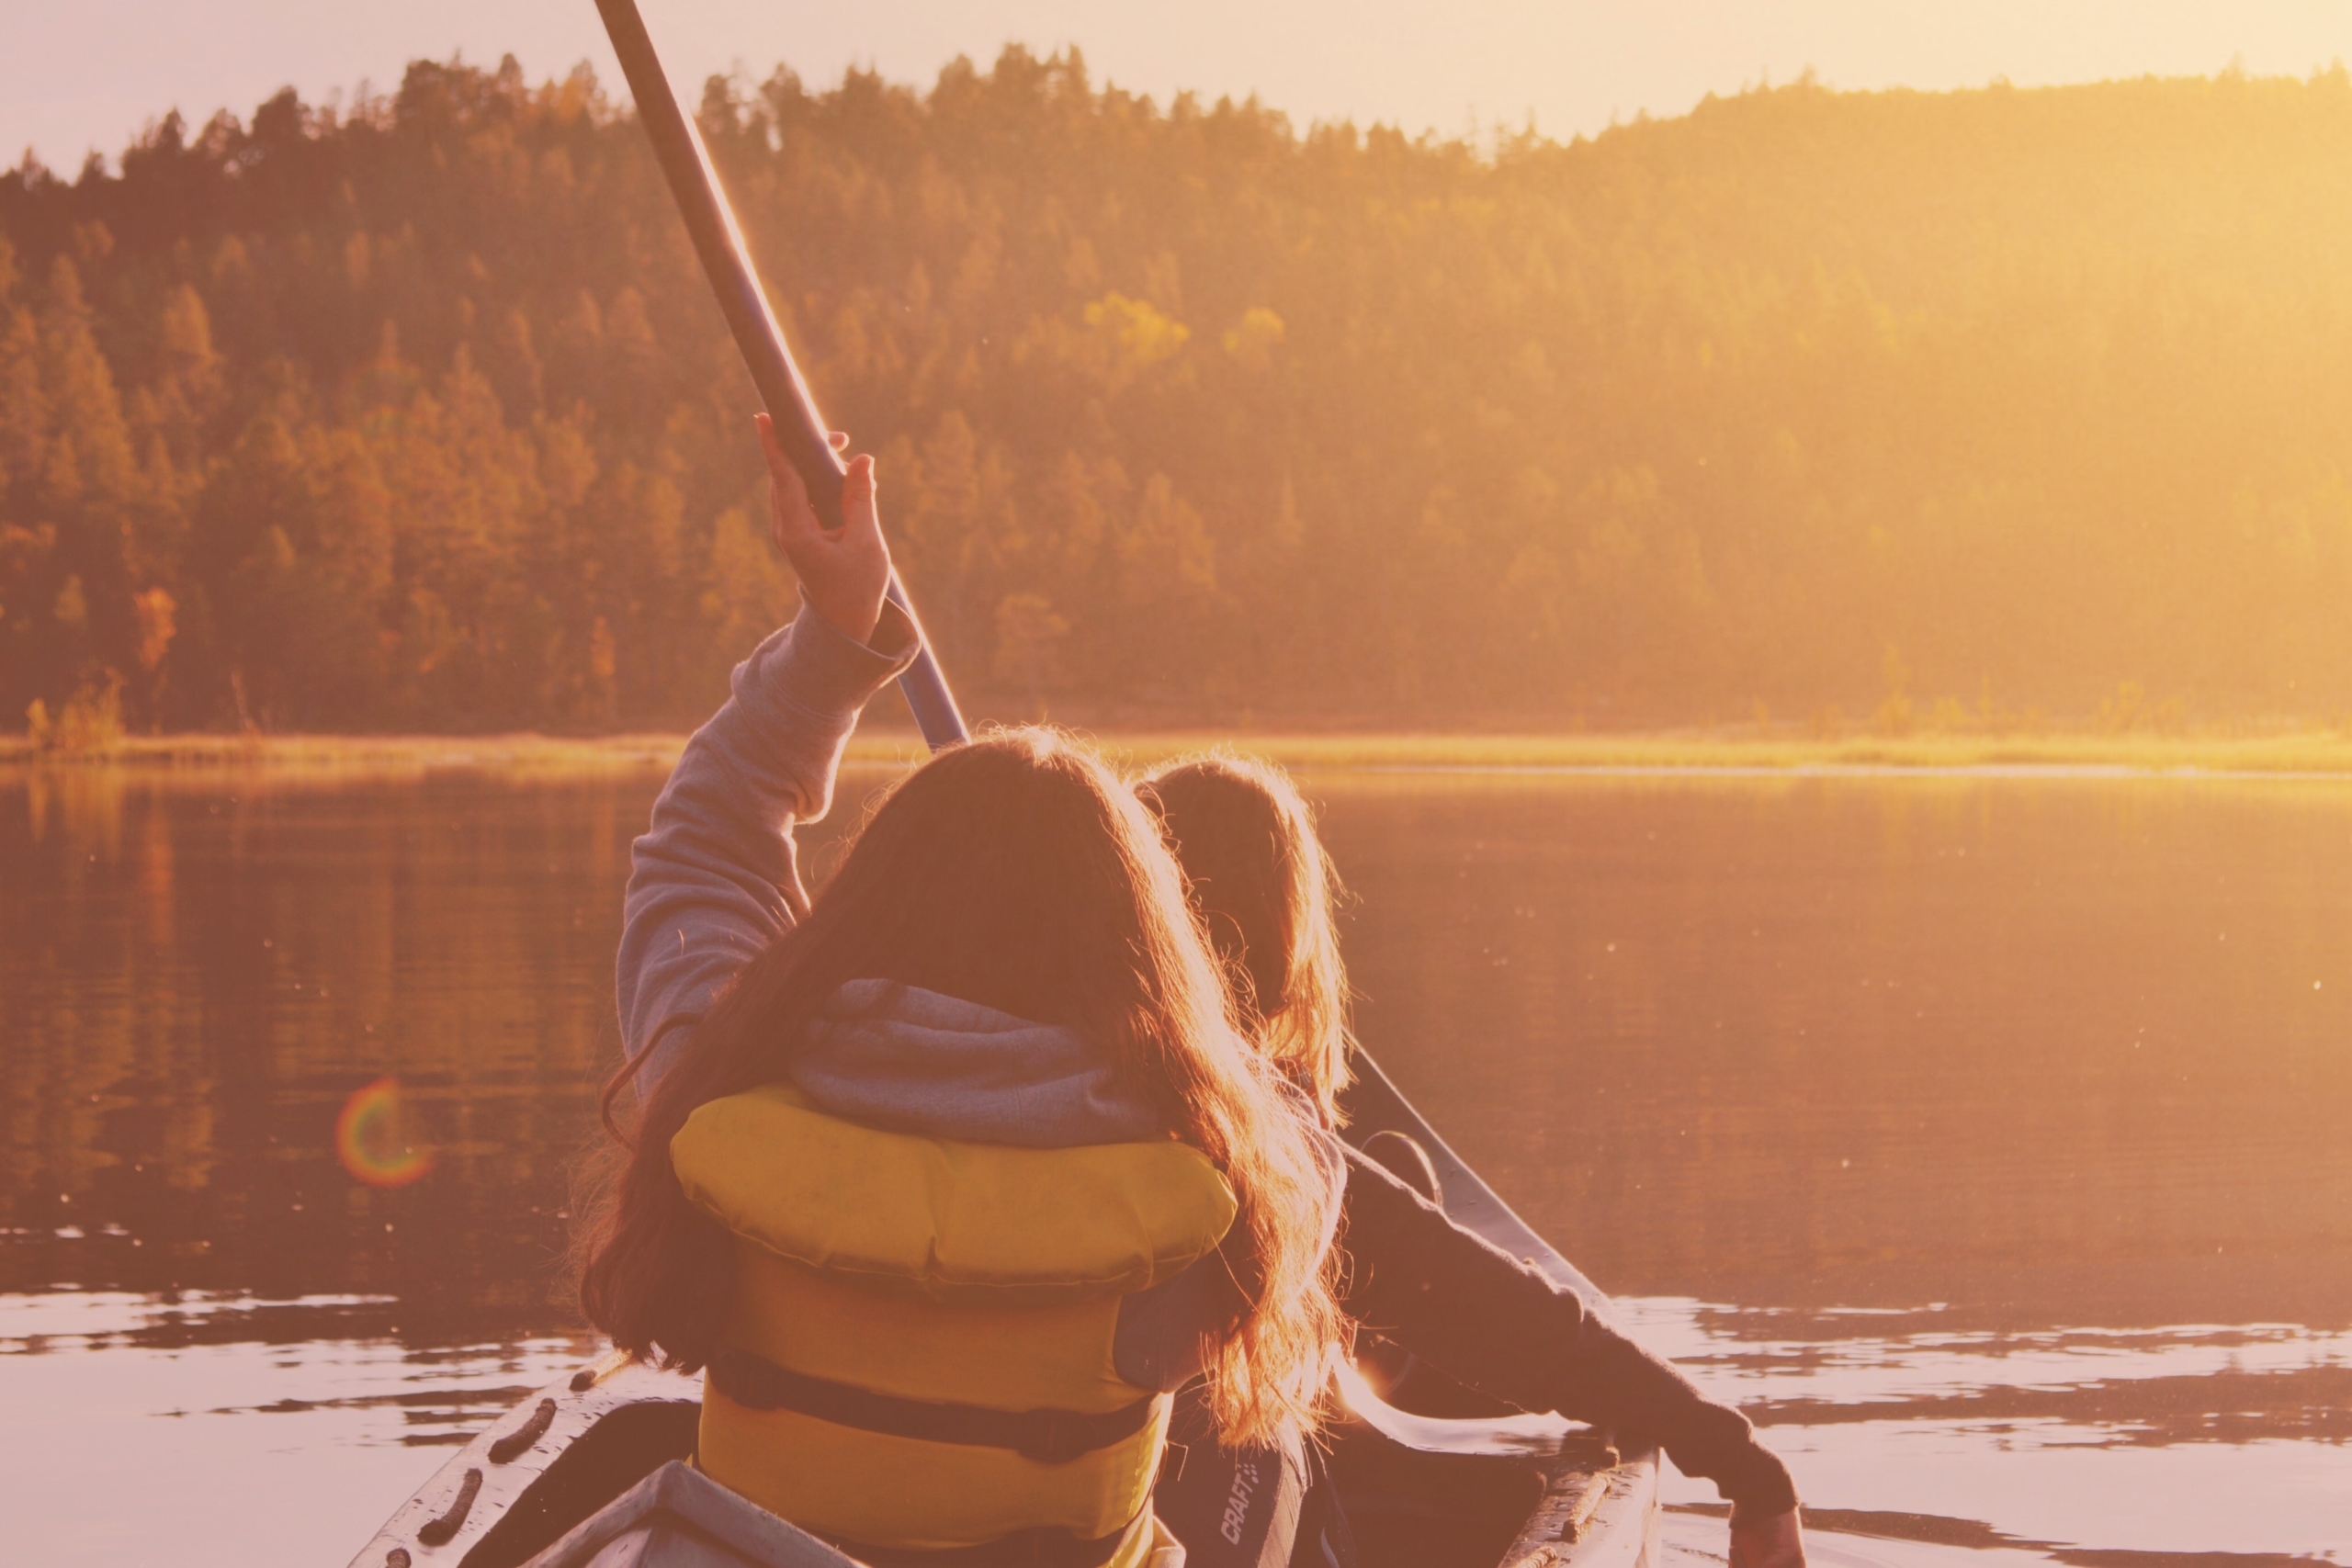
left=19, top=765, right=130, bottom=861
left=0, top=771, right=658, bottom=1343
left=1316, top=774, right=2352, bottom=1330
left=6, top=769, right=2352, bottom=1346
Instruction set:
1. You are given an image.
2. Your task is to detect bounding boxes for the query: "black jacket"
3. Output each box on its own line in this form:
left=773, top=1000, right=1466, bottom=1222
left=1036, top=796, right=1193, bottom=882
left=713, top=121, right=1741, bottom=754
left=1337, top=1145, right=1797, bottom=1515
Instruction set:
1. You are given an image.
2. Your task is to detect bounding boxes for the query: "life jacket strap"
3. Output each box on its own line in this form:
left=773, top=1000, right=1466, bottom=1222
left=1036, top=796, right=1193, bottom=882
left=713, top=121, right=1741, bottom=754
left=708, top=1349, right=1156, bottom=1467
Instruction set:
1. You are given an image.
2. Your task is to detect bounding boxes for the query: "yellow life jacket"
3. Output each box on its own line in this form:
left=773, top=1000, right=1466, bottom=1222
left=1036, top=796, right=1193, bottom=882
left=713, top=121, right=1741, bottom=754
left=672, top=1083, right=1237, bottom=1565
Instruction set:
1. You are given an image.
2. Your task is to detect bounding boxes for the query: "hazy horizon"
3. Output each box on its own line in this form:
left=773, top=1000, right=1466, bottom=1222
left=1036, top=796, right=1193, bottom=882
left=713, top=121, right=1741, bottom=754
left=10, top=0, right=2351, bottom=170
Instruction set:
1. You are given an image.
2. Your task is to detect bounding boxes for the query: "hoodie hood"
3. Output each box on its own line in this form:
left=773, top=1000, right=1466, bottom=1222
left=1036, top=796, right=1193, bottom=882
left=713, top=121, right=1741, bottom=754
left=786, top=978, right=1163, bottom=1147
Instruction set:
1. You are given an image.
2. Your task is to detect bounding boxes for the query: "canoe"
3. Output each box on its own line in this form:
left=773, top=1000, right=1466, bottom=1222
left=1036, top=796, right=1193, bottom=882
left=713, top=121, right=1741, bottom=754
left=344, top=1054, right=1660, bottom=1568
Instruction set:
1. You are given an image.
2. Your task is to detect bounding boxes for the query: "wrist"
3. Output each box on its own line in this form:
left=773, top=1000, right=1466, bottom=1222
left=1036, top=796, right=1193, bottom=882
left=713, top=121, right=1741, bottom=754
left=812, top=592, right=883, bottom=647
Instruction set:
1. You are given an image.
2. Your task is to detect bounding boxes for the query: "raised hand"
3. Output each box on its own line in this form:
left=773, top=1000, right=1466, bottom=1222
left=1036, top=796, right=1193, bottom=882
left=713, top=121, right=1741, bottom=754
left=756, top=412, right=891, bottom=646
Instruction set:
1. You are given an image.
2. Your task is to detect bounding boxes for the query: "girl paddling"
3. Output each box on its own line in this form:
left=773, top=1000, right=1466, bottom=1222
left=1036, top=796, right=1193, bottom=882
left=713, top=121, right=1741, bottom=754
left=1140, top=754, right=1808, bottom=1568
left=581, top=423, right=1344, bottom=1566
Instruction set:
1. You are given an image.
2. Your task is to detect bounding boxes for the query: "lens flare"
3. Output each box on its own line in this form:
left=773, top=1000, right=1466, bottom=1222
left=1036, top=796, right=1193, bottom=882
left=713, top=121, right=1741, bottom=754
left=335, top=1077, right=435, bottom=1188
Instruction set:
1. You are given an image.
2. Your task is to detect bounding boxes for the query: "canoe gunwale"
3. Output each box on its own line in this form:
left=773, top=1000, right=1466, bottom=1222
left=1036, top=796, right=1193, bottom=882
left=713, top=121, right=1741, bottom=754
left=344, top=1361, right=698, bottom=1568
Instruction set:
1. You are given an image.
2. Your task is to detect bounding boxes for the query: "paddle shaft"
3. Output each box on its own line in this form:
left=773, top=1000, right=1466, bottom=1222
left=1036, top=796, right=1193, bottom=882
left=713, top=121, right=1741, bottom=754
left=593, top=0, right=967, bottom=750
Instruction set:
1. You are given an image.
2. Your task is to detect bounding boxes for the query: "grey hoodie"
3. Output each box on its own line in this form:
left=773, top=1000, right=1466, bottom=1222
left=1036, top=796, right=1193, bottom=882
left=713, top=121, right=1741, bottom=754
left=619, top=599, right=922, bottom=1094
left=793, top=978, right=1162, bottom=1146
left=616, top=597, right=1161, bottom=1147
left=617, top=601, right=1304, bottom=1389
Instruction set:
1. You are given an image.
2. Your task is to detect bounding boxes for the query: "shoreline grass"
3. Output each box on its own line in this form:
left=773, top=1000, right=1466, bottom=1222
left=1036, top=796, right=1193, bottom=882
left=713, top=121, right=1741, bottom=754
left=12, top=727, right=2352, bottom=778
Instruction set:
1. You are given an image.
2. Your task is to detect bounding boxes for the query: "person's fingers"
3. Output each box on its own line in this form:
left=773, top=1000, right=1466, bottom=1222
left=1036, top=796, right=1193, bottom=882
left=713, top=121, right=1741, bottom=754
left=756, top=412, right=791, bottom=482
left=757, top=413, right=819, bottom=550
left=841, top=453, right=878, bottom=524
left=829, top=430, right=851, bottom=452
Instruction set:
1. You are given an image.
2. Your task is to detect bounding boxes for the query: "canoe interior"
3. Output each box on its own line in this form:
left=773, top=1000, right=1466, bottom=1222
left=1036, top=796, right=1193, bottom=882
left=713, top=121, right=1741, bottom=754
left=458, top=1391, right=699, bottom=1568
left=364, top=1366, right=1645, bottom=1568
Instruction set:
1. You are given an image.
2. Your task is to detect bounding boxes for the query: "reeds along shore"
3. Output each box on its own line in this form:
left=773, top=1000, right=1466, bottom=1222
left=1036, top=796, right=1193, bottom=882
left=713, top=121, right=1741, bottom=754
left=15, top=728, right=2352, bottom=777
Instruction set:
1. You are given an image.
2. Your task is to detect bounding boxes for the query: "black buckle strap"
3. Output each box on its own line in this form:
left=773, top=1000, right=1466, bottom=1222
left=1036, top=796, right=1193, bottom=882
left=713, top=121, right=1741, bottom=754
left=709, top=1350, right=1155, bottom=1466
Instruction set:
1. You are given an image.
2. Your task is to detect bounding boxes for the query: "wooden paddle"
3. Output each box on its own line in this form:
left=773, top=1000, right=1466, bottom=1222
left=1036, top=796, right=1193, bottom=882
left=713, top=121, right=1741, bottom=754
left=593, top=0, right=967, bottom=751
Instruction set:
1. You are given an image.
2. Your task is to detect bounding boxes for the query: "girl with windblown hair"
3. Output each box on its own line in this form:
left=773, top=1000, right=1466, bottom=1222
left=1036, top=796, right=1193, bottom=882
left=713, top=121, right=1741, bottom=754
left=579, top=422, right=1344, bottom=1568
left=1140, top=755, right=1808, bottom=1568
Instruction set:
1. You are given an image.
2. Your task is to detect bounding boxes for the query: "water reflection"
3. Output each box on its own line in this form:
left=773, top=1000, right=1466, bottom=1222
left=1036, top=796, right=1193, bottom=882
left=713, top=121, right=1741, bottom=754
left=3, top=764, right=2349, bottom=1565
left=1, top=1290, right=593, bottom=1564
left=0, top=766, right=657, bottom=1337
left=1319, top=773, right=2352, bottom=1332
left=1631, top=1299, right=2348, bottom=1559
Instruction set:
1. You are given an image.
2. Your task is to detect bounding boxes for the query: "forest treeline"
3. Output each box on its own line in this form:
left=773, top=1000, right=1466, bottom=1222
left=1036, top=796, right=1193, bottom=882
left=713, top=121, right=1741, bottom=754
left=7, top=52, right=2352, bottom=735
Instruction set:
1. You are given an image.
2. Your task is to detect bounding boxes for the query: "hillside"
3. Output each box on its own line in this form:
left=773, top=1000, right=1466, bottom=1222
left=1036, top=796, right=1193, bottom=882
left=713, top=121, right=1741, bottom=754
left=6, top=53, right=2352, bottom=734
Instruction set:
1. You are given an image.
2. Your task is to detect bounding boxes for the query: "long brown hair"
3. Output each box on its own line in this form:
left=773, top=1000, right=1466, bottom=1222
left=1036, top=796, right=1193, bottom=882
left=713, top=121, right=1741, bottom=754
left=1138, top=754, right=1354, bottom=1127
left=580, top=727, right=1341, bottom=1448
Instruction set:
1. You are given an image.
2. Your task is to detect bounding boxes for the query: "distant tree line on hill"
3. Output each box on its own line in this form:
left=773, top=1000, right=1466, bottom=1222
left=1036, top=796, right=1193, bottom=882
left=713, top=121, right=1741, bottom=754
left=6, top=52, right=2352, bottom=736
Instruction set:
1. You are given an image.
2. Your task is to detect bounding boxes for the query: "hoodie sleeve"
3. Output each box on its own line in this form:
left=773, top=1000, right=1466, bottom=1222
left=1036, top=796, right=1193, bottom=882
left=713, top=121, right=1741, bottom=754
left=1339, top=1148, right=1799, bottom=1517
left=616, top=598, right=920, bottom=1094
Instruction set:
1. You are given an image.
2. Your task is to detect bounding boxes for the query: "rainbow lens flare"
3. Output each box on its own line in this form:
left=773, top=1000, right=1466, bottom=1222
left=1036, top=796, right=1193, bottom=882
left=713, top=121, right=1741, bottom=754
left=335, top=1077, right=435, bottom=1188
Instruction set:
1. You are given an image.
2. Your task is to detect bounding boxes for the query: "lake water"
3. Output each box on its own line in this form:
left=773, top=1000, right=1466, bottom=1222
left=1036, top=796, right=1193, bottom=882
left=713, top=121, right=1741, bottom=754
left=2, top=761, right=2346, bottom=1566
